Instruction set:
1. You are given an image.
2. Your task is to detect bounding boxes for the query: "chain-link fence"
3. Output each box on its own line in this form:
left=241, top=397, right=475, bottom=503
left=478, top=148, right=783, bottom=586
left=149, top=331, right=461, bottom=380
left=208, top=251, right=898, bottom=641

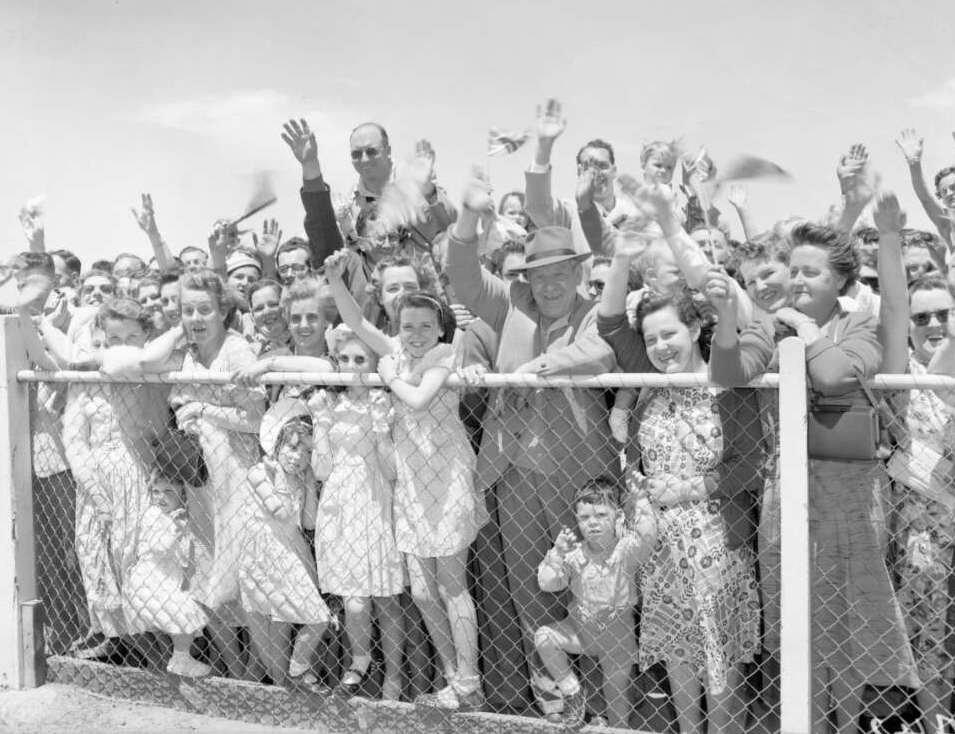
left=6, top=335, right=955, bottom=733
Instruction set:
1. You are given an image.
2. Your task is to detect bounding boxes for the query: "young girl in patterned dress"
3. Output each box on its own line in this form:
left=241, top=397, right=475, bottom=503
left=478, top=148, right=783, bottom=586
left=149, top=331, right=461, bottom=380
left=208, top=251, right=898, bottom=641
left=323, top=251, right=488, bottom=710
left=238, top=404, right=330, bottom=685
left=308, top=325, right=405, bottom=700
left=126, top=473, right=209, bottom=677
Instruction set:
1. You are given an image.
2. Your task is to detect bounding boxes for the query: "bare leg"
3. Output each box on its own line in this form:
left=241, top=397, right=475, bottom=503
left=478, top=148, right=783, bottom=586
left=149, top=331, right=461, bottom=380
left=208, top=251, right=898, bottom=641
left=599, top=655, right=634, bottom=730
left=668, top=662, right=704, bottom=734
left=406, top=554, right=456, bottom=683
left=343, top=596, right=373, bottom=672
left=290, top=623, right=327, bottom=678
left=707, top=662, right=746, bottom=734
left=375, top=596, right=404, bottom=700
left=246, top=612, right=290, bottom=686
left=435, top=551, right=479, bottom=688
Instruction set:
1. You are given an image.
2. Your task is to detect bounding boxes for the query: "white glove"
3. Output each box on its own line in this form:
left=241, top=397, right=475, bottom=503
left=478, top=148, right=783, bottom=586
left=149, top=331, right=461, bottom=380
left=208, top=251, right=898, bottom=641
left=609, top=406, right=630, bottom=444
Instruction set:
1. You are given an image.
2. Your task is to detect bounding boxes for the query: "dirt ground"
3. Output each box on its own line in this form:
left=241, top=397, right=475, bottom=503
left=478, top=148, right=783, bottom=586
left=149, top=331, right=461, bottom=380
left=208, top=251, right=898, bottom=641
left=0, top=683, right=325, bottom=734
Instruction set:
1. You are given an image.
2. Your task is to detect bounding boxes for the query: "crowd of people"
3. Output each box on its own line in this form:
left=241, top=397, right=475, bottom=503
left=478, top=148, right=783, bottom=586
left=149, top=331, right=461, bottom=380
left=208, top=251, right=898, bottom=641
left=5, top=99, right=955, bottom=733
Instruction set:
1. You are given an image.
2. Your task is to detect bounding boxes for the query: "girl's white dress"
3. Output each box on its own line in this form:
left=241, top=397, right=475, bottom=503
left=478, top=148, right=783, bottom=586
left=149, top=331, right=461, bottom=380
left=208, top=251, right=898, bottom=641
left=311, top=389, right=405, bottom=597
left=63, top=381, right=169, bottom=637
left=390, top=343, right=487, bottom=557
left=126, top=505, right=208, bottom=635
left=238, top=463, right=330, bottom=624
left=168, top=332, right=266, bottom=618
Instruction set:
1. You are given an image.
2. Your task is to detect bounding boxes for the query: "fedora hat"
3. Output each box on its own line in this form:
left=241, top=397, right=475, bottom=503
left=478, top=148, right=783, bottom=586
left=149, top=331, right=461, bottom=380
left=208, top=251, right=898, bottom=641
left=510, top=226, right=591, bottom=272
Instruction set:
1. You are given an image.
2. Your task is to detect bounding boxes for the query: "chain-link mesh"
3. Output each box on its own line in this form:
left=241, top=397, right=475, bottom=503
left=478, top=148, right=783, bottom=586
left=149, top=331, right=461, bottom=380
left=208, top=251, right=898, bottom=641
left=26, top=368, right=955, bottom=731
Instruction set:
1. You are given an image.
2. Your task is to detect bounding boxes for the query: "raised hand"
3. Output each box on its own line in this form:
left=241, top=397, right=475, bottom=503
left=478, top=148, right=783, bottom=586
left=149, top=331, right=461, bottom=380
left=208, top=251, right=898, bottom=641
left=377, top=353, right=398, bottom=385
left=535, top=98, right=567, bottom=145
left=575, top=168, right=596, bottom=211
left=837, top=143, right=878, bottom=205
left=409, top=138, right=437, bottom=191
left=252, top=218, right=282, bottom=259
left=872, top=190, right=906, bottom=234
left=553, top=527, right=578, bottom=557
left=894, top=129, right=924, bottom=165
left=703, top=267, right=737, bottom=317
left=130, top=193, right=158, bottom=236
left=18, top=197, right=45, bottom=251
left=281, top=118, right=320, bottom=169
left=628, top=184, right=678, bottom=228
left=323, top=249, right=351, bottom=282
left=461, top=166, right=494, bottom=213
left=727, top=183, right=748, bottom=209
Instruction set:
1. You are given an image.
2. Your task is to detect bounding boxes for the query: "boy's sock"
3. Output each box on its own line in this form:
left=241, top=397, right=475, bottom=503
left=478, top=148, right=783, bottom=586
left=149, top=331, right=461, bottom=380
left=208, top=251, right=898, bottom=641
left=556, top=673, right=581, bottom=697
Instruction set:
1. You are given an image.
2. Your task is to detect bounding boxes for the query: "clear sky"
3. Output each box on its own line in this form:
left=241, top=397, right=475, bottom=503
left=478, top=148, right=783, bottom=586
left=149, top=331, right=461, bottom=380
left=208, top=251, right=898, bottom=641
left=3, top=0, right=955, bottom=263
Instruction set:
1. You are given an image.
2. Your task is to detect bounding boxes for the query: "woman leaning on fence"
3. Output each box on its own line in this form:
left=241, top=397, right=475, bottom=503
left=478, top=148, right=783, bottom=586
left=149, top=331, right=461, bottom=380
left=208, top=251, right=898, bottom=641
left=103, top=268, right=267, bottom=678
left=707, top=220, right=920, bottom=733
left=596, top=231, right=763, bottom=733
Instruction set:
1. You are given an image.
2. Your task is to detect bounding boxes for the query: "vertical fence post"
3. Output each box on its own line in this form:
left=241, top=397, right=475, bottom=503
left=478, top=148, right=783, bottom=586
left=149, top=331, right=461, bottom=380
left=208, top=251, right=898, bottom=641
left=777, top=336, right=811, bottom=733
left=0, top=316, right=38, bottom=689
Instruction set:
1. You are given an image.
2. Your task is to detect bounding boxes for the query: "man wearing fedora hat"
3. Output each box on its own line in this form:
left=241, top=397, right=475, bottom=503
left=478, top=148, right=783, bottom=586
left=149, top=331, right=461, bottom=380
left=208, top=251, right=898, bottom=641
left=447, top=172, right=631, bottom=712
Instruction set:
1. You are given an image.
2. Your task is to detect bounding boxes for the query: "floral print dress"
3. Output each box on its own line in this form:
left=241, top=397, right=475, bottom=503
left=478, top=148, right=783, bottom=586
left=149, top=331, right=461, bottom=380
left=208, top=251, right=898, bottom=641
left=634, top=387, right=760, bottom=695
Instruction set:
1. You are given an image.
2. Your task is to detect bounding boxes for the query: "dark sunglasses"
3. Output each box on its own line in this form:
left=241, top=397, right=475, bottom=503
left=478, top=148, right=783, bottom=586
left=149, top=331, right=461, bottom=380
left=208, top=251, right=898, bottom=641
left=911, top=309, right=953, bottom=326
left=350, top=147, right=382, bottom=161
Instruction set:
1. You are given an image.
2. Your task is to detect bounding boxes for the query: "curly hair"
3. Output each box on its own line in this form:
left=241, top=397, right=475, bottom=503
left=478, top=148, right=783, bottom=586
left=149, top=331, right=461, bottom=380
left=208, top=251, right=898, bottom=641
left=96, top=297, right=155, bottom=337
left=908, top=272, right=952, bottom=302
left=179, top=268, right=232, bottom=311
left=368, top=254, right=438, bottom=303
left=635, top=287, right=713, bottom=362
left=786, top=222, right=859, bottom=294
left=933, top=166, right=955, bottom=197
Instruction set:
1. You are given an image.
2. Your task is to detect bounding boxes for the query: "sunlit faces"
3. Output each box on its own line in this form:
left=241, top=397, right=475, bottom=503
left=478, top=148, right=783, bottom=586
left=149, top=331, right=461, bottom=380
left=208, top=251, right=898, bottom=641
left=788, top=245, right=845, bottom=316
left=50, top=255, right=75, bottom=289
left=691, top=228, right=730, bottom=266
left=102, top=316, right=148, bottom=349
left=227, top=266, right=260, bottom=300
left=642, top=243, right=682, bottom=297
left=398, top=305, right=442, bottom=358
left=937, top=171, right=955, bottom=210
left=334, top=338, right=378, bottom=375
left=739, top=258, right=790, bottom=314
left=501, top=253, right=526, bottom=283
left=350, top=124, right=391, bottom=183
left=643, top=152, right=675, bottom=185
left=577, top=146, right=615, bottom=199
left=149, top=477, right=184, bottom=514
left=500, top=195, right=528, bottom=229
left=276, top=429, right=312, bottom=475
left=380, top=265, right=420, bottom=323
left=910, top=287, right=954, bottom=365
left=528, top=261, right=580, bottom=320
left=587, top=261, right=610, bottom=299
left=180, top=288, right=225, bottom=347
left=903, top=246, right=938, bottom=283
left=180, top=249, right=208, bottom=270
left=287, top=296, right=326, bottom=354
left=136, top=283, right=166, bottom=332
left=159, top=281, right=181, bottom=326
left=81, top=275, right=114, bottom=306
left=641, top=304, right=700, bottom=374
left=250, top=285, right=286, bottom=337
left=276, top=248, right=310, bottom=286
left=575, top=500, right=620, bottom=548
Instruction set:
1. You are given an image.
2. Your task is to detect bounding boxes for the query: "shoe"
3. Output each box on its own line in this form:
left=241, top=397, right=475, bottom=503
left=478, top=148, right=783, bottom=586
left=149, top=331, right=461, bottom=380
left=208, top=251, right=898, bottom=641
left=166, top=651, right=210, bottom=678
left=588, top=714, right=610, bottom=728
left=559, top=689, right=586, bottom=729
left=415, top=685, right=459, bottom=710
left=336, top=666, right=370, bottom=697
left=74, top=635, right=117, bottom=661
left=415, top=678, right=485, bottom=712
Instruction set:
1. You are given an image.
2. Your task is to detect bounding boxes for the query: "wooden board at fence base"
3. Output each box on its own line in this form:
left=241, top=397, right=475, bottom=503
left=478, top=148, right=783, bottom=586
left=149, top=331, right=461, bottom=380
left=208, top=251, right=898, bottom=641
left=46, top=656, right=654, bottom=734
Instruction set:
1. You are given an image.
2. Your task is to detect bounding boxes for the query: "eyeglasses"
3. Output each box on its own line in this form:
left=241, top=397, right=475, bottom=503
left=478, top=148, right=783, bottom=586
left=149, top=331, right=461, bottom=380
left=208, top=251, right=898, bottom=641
left=587, top=279, right=606, bottom=293
left=277, top=263, right=309, bottom=276
left=350, top=147, right=382, bottom=161
left=911, top=308, right=954, bottom=326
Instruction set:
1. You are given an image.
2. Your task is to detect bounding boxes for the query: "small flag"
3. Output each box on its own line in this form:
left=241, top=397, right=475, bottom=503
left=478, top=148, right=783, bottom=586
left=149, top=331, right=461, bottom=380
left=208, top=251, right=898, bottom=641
left=488, top=127, right=529, bottom=157
left=716, top=155, right=791, bottom=183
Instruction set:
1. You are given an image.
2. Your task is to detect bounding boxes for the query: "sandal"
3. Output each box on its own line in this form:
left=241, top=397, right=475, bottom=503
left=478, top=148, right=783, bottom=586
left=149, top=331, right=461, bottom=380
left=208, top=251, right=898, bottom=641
left=336, top=666, right=370, bottom=697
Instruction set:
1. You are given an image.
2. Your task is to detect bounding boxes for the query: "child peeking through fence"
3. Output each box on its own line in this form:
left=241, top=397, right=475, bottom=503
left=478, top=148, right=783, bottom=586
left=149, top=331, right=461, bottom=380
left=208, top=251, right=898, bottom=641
left=125, top=470, right=210, bottom=677
left=237, top=401, right=332, bottom=687
left=533, top=476, right=657, bottom=729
